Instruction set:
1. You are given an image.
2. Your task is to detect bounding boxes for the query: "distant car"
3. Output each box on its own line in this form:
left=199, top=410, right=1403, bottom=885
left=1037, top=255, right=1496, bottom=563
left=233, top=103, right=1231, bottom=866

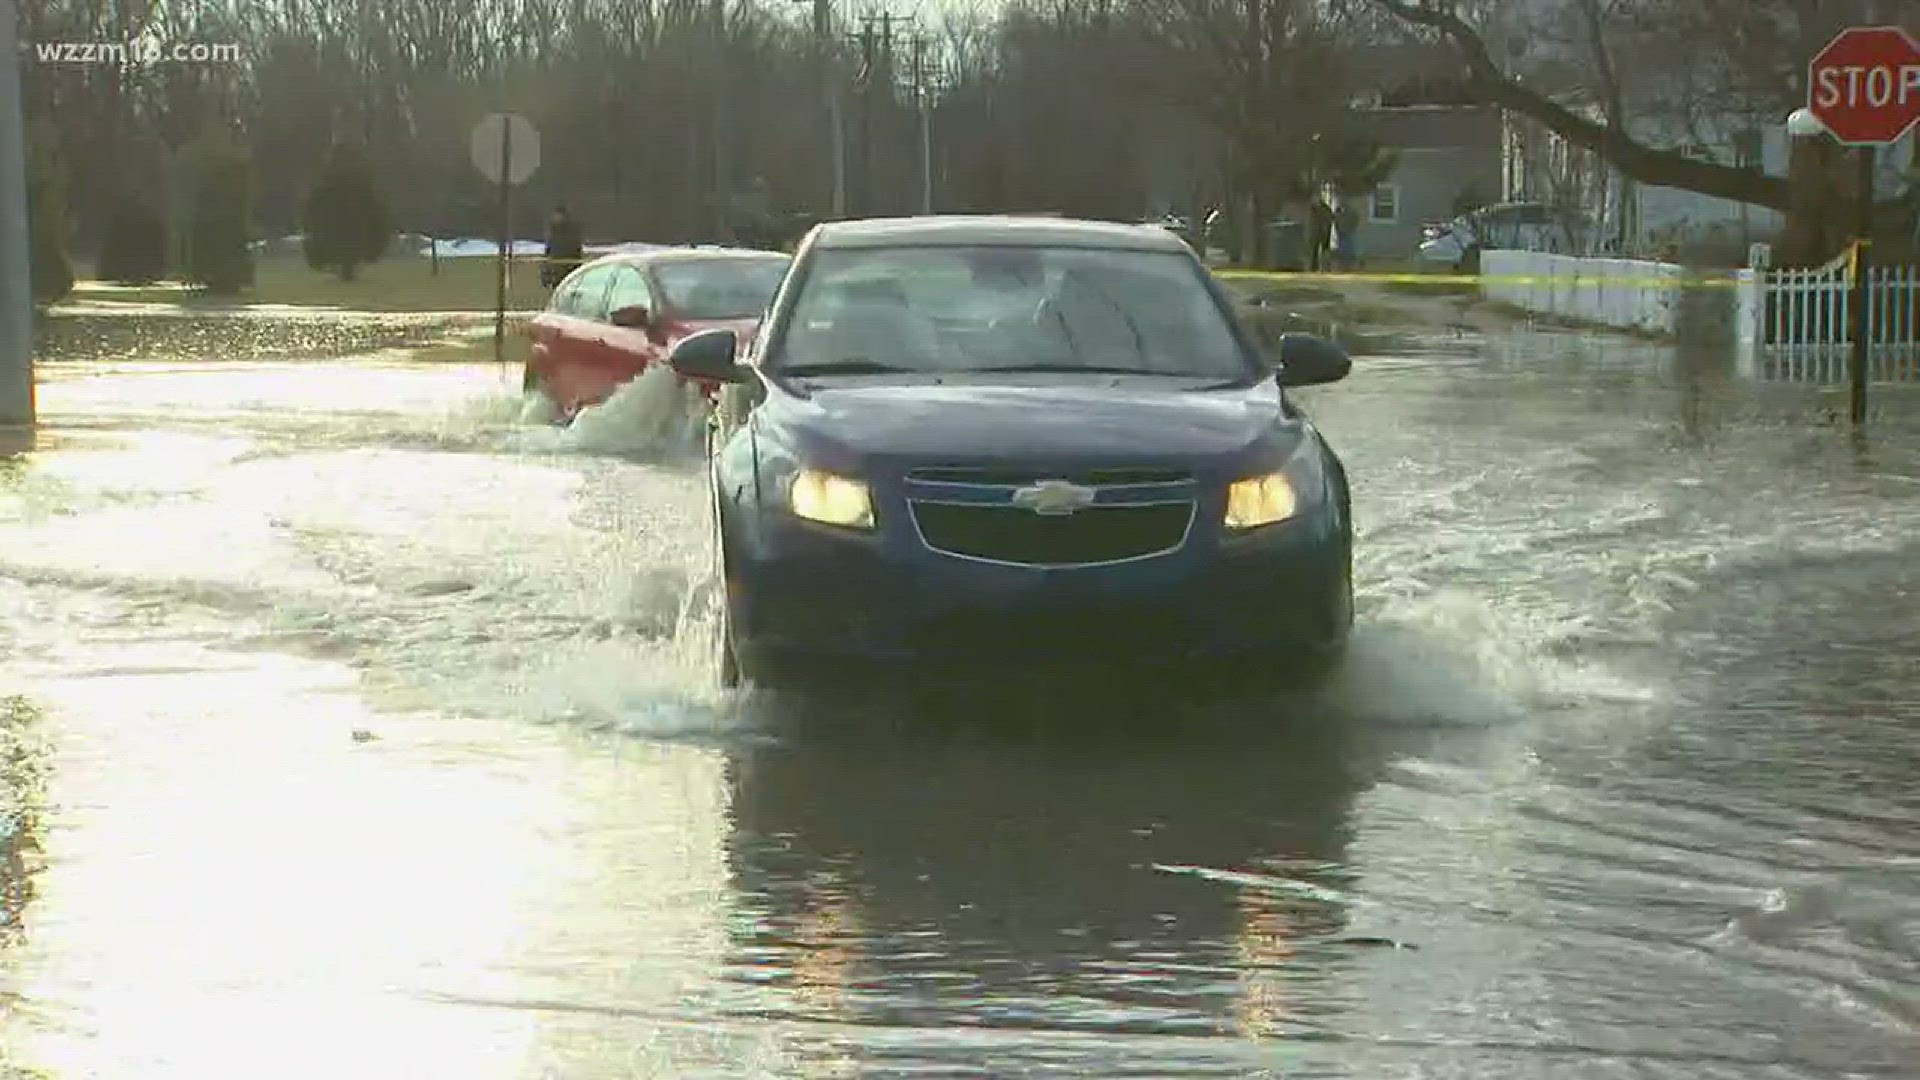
left=525, top=247, right=790, bottom=420
left=668, top=215, right=1356, bottom=690
left=1417, top=201, right=1594, bottom=270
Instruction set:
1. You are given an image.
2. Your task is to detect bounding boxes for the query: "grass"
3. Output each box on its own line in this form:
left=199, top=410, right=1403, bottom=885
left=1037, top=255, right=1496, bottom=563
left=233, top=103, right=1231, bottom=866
left=66, top=255, right=553, bottom=313
left=408, top=322, right=535, bottom=365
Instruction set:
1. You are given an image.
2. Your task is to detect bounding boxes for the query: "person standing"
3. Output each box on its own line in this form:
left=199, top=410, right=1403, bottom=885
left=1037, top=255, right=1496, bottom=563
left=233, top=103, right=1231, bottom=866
left=1333, top=198, right=1360, bottom=271
left=542, top=204, right=584, bottom=288
left=1308, top=197, right=1334, bottom=272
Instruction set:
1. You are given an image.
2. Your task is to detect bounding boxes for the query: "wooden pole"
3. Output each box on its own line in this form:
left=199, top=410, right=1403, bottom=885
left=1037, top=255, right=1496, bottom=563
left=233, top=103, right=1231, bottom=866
left=1847, top=147, right=1871, bottom=429
left=495, top=119, right=513, bottom=372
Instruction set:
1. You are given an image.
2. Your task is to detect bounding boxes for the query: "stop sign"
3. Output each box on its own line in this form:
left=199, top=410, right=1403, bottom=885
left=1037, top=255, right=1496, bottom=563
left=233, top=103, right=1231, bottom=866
left=1809, top=25, right=1920, bottom=144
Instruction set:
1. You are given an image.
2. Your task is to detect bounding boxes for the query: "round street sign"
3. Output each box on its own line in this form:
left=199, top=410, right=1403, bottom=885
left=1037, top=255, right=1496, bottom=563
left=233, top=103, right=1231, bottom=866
left=1808, top=25, right=1920, bottom=146
left=470, top=112, right=540, bottom=184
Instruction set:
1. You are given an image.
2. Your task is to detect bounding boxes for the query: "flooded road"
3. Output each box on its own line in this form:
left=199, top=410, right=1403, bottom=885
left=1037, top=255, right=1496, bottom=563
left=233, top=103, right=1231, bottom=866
left=2, top=310, right=1917, bottom=1077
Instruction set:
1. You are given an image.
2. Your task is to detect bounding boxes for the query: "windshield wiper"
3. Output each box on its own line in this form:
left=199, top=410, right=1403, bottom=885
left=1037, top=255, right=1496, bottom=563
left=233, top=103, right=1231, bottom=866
left=777, top=359, right=918, bottom=376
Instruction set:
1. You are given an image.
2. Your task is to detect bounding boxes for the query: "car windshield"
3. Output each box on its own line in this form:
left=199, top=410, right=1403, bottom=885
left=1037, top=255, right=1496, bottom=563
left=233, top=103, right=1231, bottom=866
left=768, top=245, right=1256, bottom=380
left=654, top=258, right=789, bottom=320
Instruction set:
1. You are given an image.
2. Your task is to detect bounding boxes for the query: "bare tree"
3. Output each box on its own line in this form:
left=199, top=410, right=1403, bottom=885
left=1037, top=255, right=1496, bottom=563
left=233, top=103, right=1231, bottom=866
left=1371, top=0, right=1913, bottom=218
left=1370, top=0, right=1795, bottom=210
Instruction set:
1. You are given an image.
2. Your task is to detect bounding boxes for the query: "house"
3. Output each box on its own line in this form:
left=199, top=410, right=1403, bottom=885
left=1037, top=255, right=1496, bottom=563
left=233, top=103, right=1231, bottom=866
left=1338, top=45, right=1506, bottom=262
left=1123, top=42, right=1510, bottom=264
left=1347, top=104, right=1504, bottom=260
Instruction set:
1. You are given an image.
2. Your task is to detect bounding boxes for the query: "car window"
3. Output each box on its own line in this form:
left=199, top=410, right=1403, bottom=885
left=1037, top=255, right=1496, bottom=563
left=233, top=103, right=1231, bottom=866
left=769, top=245, right=1256, bottom=380
left=654, top=258, right=790, bottom=320
left=604, top=265, right=653, bottom=316
left=563, top=265, right=615, bottom=320
left=549, top=271, right=584, bottom=313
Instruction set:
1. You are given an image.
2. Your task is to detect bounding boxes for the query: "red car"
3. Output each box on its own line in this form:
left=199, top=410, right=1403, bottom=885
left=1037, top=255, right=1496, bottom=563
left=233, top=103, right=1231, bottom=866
left=524, top=246, right=791, bottom=421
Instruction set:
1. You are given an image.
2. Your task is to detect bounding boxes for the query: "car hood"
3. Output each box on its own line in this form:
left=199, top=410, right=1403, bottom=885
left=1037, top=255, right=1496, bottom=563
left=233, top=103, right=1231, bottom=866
left=765, top=378, right=1301, bottom=475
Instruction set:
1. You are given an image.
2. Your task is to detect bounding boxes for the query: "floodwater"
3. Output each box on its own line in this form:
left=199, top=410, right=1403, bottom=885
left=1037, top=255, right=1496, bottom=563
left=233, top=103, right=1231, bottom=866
left=1, top=310, right=1917, bottom=1078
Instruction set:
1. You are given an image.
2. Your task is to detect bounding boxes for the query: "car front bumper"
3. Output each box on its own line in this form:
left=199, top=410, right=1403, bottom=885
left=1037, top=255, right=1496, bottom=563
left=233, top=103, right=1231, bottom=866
left=726, top=503, right=1351, bottom=672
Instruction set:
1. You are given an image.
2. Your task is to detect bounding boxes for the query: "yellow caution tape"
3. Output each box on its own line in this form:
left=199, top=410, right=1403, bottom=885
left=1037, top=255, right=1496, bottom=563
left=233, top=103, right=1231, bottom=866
left=1214, top=269, right=1742, bottom=288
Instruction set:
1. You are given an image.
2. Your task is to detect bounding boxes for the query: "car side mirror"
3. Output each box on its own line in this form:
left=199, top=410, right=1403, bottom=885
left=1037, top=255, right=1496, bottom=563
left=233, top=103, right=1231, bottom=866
left=668, top=328, right=749, bottom=382
left=1275, top=333, right=1350, bottom=387
left=609, top=304, right=651, bottom=329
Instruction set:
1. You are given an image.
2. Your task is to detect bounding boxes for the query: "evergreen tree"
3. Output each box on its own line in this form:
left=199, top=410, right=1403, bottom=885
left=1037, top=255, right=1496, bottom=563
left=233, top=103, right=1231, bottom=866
left=25, top=140, right=73, bottom=304
left=96, top=195, right=168, bottom=285
left=303, top=143, right=392, bottom=281
left=184, top=127, right=256, bottom=295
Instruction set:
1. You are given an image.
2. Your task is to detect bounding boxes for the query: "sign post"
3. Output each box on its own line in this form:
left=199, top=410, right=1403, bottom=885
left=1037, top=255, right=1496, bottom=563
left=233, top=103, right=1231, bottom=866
left=1806, top=25, right=1920, bottom=431
left=469, top=113, right=540, bottom=374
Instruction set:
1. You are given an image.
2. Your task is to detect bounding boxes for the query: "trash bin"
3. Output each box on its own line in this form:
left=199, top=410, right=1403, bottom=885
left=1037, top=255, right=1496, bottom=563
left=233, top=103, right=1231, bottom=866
left=1267, top=219, right=1305, bottom=271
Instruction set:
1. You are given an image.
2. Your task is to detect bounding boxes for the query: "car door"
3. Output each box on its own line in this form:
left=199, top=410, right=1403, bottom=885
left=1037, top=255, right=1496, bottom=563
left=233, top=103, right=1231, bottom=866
left=546, top=264, right=616, bottom=412
left=527, top=269, right=582, bottom=393
left=596, top=264, right=664, bottom=396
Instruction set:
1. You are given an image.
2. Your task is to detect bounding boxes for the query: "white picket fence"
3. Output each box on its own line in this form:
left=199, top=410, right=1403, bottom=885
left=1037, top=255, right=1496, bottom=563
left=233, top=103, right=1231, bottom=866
left=1735, top=253, right=1920, bottom=383
left=1481, top=250, right=1683, bottom=334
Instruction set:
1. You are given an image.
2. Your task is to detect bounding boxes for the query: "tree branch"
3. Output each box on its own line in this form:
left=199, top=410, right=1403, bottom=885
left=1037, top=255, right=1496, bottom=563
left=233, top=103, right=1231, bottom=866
left=1370, top=0, right=1790, bottom=211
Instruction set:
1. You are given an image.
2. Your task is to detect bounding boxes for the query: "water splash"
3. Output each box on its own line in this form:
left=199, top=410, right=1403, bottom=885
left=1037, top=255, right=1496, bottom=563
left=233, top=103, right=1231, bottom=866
left=1320, top=589, right=1665, bottom=728
left=506, top=366, right=709, bottom=460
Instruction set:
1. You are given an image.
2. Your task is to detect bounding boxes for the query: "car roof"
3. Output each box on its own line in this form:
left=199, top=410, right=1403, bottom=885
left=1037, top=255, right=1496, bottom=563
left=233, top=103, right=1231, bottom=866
left=644, top=246, right=789, bottom=264
left=809, top=215, right=1191, bottom=253
left=581, top=246, right=788, bottom=272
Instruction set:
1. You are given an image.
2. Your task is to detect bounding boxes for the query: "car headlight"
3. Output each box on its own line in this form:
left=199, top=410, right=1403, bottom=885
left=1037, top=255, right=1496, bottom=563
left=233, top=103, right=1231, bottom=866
left=790, top=469, right=874, bottom=529
left=1224, top=472, right=1299, bottom=530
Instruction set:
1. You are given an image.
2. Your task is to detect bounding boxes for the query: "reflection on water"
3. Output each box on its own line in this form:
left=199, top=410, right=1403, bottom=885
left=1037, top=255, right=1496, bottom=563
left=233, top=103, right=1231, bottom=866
left=719, top=692, right=1392, bottom=1073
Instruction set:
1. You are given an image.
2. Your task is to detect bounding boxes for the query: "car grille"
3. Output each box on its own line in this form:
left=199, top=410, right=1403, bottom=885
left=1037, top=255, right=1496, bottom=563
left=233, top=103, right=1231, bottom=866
left=908, top=466, right=1191, bottom=486
left=909, top=501, right=1193, bottom=565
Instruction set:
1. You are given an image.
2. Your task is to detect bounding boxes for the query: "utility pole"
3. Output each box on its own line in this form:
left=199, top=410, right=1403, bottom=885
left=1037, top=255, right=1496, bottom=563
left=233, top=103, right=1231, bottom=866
left=813, top=0, right=845, bottom=218
left=0, top=0, right=34, bottom=455
left=911, top=34, right=932, bottom=214
left=878, top=11, right=894, bottom=215
left=712, top=0, right=733, bottom=242
left=1241, top=0, right=1266, bottom=267
left=851, top=11, right=914, bottom=218
left=855, top=16, right=877, bottom=217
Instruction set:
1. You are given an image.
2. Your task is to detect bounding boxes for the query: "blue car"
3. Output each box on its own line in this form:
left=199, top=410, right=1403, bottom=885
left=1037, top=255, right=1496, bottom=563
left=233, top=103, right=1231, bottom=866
left=669, top=215, right=1354, bottom=690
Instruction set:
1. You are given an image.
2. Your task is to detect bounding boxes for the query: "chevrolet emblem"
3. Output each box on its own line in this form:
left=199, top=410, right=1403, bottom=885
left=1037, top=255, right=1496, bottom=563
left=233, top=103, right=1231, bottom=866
left=1010, top=479, right=1097, bottom=516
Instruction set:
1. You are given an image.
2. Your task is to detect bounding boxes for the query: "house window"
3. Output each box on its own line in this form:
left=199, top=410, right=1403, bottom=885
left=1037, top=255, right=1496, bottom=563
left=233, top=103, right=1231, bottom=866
left=1370, top=184, right=1399, bottom=223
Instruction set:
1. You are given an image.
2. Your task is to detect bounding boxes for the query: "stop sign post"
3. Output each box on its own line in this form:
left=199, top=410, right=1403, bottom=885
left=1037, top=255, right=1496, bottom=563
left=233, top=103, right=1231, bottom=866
left=1806, top=26, right=1918, bottom=430
left=470, top=113, right=541, bottom=371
